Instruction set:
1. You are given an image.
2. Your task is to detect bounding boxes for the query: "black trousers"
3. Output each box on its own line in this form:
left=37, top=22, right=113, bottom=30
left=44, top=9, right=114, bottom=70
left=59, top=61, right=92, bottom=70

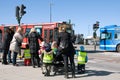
left=62, top=53, right=75, bottom=76
left=77, top=64, right=85, bottom=73
left=31, top=53, right=40, bottom=67
left=2, top=49, right=8, bottom=64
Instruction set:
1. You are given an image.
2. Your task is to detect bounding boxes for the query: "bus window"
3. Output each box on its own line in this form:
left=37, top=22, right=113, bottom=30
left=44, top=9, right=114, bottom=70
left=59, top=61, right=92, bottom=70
left=44, top=30, right=47, bottom=42
left=4, top=27, right=9, bottom=32
left=25, top=28, right=31, bottom=37
left=115, top=34, right=117, bottom=39
left=115, top=33, right=120, bottom=40
left=100, top=33, right=106, bottom=39
left=106, top=33, right=111, bottom=39
left=49, top=30, right=53, bottom=42
left=54, top=28, right=58, bottom=41
left=36, top=28, right=42, bottom=35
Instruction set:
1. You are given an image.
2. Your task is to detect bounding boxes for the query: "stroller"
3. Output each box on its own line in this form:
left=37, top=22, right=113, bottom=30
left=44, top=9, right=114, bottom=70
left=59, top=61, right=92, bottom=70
left=52, top=51, right=64, bottom=75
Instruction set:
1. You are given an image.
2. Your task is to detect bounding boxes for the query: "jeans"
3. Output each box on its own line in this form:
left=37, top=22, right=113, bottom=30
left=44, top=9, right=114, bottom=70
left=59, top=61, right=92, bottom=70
left=8, top=51, right=12, bottom=63
left=12, top=52, right=18, bottom=65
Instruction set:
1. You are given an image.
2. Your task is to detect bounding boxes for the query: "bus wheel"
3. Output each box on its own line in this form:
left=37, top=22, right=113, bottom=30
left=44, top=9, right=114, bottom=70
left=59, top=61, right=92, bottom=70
left=116, top=45, right=120, bottom=52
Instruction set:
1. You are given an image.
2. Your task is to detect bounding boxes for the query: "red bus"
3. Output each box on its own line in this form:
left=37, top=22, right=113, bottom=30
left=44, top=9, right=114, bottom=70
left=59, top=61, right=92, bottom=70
left=0, top=22, right=74, bottom=49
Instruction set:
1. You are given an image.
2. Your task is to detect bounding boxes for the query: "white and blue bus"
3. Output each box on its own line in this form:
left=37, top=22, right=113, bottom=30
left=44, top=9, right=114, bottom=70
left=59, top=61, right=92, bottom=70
left=100, top=25, right=120, bottom=52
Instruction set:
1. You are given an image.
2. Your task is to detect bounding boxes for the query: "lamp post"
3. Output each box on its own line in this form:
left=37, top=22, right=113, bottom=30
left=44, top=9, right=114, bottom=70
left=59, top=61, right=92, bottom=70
left=50, top=3, right=53, bottom=23
left=93, top=21, right=99, bottom=51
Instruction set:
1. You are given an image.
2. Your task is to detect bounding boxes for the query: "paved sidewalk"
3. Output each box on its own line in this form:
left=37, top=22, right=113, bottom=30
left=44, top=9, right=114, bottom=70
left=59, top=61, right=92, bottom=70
left=0, top=64, right=120, bottom=80
left=99, top=51, right=120, bottom=57
left=0, top=58, right=120, bottom=80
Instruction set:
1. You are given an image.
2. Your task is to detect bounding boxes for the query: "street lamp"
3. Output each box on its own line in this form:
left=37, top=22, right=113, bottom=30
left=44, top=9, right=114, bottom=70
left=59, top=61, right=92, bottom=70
left=50, top=3, right=53, bottom=23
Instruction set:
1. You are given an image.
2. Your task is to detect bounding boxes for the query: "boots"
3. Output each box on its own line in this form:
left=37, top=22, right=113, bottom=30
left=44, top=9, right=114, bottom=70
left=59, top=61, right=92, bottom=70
left=64, top=73, right=68, bottom=79
left=72, top=69, right=75, bottom=78
left=72, top=73, right=75, bottom=78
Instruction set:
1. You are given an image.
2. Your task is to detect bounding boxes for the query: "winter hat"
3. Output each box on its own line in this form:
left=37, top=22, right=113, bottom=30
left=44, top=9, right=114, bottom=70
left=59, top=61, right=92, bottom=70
left=44, top=43, right=51, bottom=52
left=80, top=46, right=84, bottom=51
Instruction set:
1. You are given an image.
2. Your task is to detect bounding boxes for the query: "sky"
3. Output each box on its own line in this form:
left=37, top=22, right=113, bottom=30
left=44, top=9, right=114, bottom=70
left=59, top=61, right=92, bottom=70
left=0, top=0, right=120, bottom=38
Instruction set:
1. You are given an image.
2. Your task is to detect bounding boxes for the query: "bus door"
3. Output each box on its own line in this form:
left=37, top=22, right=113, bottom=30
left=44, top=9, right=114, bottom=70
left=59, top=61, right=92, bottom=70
left=100, top=31, right=112, bottom=50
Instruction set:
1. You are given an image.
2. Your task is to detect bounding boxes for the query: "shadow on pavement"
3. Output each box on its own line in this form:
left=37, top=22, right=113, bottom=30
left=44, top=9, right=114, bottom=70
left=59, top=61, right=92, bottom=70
left=85, top=50, right=117, bottom=53
left=86, top=50, right=104, bottom=53
left=75, top=69, right=114, bottom=78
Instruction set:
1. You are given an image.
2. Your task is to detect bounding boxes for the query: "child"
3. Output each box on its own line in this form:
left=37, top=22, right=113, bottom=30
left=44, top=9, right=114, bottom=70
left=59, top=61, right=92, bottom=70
left=42, top=43, right=54, bottom=76
left=23, top=44, right=31, bottom=66
left=51, top=41, right=58, bottom=55
left=77, top=46, right=88, bottom=74
left=51, top=41, right=64, bottom=75
left=39, top=41, right=45, bottom=60
left=51, top=41, right=63, bottom=62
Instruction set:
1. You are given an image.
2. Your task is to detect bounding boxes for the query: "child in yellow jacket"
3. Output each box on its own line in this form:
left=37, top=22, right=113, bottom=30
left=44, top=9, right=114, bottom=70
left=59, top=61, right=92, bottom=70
left=23, top=44, right=31, bottom=66
left=76, top=46, right=88, bottom=74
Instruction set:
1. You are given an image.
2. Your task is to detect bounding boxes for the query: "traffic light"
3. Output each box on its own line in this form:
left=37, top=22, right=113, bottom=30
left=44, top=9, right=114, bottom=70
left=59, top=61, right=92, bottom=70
left=16, top=6, right=20, bottom=18
left=20, top=4, right=26, bottom=16
left=93, top=21, right=99, bottom=31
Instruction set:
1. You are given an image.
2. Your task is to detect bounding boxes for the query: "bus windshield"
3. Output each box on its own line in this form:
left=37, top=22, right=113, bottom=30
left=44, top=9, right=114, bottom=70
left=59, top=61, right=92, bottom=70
left=100, top=32, right=111, bottom=40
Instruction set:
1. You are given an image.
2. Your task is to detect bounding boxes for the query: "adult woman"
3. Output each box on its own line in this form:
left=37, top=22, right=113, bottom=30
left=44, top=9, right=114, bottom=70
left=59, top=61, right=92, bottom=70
left=28, top=28, right=43, bottom=68
left=57, top=23, right=76, bottom=78
left=8, top=26, right=15, bottom=63
left=2, top=28, right=11, bottom=65
left=9, top=27, right=24, bottom=66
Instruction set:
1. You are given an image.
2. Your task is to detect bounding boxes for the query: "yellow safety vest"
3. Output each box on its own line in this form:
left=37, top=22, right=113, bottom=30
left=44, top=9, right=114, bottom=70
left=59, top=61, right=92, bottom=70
left=43, top=51, right=53, bottom=63
left=78, top=51, right=87, bottom=64
left=24, top=49, right=31, bottom=59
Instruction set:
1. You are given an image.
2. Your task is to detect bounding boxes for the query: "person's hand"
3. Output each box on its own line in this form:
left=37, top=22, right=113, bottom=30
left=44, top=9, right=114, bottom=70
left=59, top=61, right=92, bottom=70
left=18, top=55, right=22, bottom=60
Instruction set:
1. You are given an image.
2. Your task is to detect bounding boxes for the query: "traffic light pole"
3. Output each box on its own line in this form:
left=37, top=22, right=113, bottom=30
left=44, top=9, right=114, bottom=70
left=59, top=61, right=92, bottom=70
left=93, top=30, right=97, bottom=51
left=16, top=17, right=21, bottom=27
left=93, top=21, right=99, bottom=51
left=15, top=4, right=26, bottom=58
